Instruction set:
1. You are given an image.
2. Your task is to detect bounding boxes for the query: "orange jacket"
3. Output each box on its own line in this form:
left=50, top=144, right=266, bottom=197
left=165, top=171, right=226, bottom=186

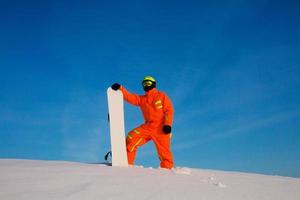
left=120, top=86, right=174, bottom=128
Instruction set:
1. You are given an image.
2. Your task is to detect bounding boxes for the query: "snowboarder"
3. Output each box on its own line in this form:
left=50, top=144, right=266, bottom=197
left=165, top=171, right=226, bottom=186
left=111, top=76, right=174, bottom=169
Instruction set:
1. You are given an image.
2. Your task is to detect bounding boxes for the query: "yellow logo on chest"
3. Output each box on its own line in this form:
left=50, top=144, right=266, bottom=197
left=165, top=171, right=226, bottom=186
left=154, top=100, right=163, bottom=109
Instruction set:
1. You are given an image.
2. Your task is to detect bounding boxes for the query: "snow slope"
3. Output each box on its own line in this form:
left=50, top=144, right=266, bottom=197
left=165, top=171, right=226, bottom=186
left=0, top=159, right=299, bottom=200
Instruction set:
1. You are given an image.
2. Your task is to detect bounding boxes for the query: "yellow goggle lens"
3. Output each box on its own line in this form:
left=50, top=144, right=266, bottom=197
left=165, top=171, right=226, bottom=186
left=143, top=81, right=153, bottom=87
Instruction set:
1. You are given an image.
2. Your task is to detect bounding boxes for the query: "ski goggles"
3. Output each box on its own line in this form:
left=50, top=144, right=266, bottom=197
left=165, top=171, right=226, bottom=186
left=142, top=80, right=153, bottom=87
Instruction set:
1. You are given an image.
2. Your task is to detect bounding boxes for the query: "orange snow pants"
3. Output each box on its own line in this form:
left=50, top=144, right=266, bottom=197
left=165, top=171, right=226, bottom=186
left=126, top=125, right=174, bottom=169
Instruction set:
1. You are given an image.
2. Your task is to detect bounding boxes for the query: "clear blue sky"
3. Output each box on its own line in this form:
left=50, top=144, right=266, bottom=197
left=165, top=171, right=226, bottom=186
left=1, top=0, right=300, bottom=177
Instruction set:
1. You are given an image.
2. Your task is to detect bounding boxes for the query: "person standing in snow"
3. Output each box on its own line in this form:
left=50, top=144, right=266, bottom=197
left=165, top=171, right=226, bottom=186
left=111, top=76, right=174, bottom=169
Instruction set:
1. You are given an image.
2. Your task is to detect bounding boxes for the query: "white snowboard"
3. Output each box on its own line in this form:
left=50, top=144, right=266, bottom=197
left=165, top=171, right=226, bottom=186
left=107, top=87, right=128, bottom=167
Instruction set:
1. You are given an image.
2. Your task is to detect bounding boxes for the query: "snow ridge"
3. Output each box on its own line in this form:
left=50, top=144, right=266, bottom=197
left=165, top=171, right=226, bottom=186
left=0, top=159, right=299, bottom=200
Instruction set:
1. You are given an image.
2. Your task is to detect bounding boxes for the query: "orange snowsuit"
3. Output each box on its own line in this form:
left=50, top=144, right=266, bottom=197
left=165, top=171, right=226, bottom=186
left=120, top=86, right=174, bottom=169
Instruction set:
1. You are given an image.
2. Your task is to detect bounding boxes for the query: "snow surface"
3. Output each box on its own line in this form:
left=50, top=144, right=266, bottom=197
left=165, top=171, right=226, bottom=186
left=0, top=159, right=299, bottom=200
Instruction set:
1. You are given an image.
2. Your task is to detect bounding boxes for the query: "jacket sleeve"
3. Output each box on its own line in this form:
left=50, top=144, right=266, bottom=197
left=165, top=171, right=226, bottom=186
left=119, top=86, right=141, bottom=106
left=163, top=93, right=174, bottom=126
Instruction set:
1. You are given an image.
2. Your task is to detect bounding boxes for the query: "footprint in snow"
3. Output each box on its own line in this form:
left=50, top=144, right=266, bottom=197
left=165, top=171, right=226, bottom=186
left=172, top=167, right=192, bottom=175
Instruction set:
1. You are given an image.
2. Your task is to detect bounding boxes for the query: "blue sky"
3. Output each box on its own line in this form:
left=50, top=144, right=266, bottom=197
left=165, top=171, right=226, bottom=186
left=0, top=0, right=300, bottom=177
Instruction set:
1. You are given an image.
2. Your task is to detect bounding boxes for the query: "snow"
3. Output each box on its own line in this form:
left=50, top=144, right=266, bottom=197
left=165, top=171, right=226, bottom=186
left=0, top=159, right=299, bottom=200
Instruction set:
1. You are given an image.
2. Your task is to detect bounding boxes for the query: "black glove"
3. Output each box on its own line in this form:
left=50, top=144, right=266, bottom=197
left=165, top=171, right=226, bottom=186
left=162, top=125, right=172, bottom=134
left=111, top=83, right=121, bottom=90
